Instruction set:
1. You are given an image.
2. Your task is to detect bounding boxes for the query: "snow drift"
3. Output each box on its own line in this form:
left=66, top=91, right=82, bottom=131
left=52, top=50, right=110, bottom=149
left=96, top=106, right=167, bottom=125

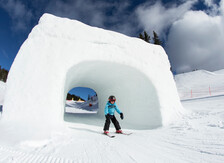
left=3, top=14, right=183, bottom=129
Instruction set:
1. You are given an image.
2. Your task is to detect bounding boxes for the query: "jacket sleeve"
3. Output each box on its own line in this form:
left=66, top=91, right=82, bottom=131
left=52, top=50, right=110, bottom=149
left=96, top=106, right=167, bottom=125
left=115, top=103, right=122, bottom=114
left=104, top=103, right=109, bottom=115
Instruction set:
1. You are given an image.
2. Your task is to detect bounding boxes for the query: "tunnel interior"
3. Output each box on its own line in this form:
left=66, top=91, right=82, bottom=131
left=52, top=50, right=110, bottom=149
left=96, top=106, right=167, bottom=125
left=63, top=61, right=162, bottom=129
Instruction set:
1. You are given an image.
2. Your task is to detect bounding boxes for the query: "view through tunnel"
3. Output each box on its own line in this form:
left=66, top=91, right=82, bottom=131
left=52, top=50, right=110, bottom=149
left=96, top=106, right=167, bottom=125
left=65, top=87, right=98, bottom=114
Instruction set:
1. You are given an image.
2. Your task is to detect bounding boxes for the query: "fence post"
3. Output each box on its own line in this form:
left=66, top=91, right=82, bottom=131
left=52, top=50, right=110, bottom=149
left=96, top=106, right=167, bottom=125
left=209, top=86, right=211, bottom=96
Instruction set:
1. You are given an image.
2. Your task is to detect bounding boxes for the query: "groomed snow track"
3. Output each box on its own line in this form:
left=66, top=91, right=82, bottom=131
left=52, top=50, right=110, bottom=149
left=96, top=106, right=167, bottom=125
left=0, top=146, right=76, bottom=163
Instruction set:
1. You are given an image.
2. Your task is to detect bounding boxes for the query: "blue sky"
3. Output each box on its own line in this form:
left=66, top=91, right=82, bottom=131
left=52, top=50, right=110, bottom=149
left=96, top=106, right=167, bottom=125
left=69, top=87, right=96, bottom=101
left=0, top=0, right=224, bottom=74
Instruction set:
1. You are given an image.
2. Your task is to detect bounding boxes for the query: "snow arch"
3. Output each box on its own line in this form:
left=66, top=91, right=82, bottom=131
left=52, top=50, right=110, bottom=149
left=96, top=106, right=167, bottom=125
left=3, top=13, right=183, bottom=130
left=64, top=61, right=161, bottom=129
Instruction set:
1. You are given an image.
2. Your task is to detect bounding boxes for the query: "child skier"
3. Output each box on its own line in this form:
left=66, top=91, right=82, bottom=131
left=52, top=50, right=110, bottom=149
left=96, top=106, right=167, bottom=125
left=103, top=95, right=124, bottom=134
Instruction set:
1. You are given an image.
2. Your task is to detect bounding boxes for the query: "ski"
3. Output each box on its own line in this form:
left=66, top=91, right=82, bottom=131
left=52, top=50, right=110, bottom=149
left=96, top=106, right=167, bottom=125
left=122, top=132, right=132, bottom=135
left=116, top=132, right=132, bottom=135
left=103, top=133, right=115, bottom=138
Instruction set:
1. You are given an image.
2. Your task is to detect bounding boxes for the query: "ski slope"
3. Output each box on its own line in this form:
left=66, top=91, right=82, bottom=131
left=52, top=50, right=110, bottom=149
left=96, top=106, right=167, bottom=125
left=65, top=100, right=98, bottom=114
left=0, top=70, right=224, bottom=162
left=0, top=96, right=224, bottom=162
left=175, top=70, right=224, bottom=100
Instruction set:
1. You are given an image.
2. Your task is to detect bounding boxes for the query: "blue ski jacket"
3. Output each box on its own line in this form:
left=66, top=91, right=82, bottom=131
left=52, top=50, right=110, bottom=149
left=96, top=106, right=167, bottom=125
left=104, top=101, right=122, bottom=115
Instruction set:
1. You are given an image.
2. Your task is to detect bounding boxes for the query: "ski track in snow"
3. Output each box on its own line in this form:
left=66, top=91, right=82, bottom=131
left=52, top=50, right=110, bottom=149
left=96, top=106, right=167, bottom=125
left=0, top=96, right=224, bottom=162
left=0, top=146, right=75, bottom=163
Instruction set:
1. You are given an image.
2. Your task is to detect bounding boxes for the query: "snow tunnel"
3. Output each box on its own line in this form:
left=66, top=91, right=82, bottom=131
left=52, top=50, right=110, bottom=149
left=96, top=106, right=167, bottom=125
left=63, top=61, right=162, bottom=129
left=3, top=14, right=183, bottom=131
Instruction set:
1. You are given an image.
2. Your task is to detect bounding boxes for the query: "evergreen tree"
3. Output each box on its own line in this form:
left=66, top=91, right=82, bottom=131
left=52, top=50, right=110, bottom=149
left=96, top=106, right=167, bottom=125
left=66, top=93, right=85, bottom=101
left=0, top=66, right=8, bottom=82
left=88, top=94, right=91, bottom=100
left=139, top=33, right=144, bottom=40
left=66, top=93, right=72, bottom=100
left=144, top=31, right=150, bottom=43
left=153, top=31, right=162, bottom=45
left=139, top=31, right=150, bottom=43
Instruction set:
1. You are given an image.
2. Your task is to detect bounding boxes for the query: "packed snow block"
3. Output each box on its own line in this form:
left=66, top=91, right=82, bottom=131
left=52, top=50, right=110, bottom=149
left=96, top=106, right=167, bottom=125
left=3, top=13, right=183, bottom=129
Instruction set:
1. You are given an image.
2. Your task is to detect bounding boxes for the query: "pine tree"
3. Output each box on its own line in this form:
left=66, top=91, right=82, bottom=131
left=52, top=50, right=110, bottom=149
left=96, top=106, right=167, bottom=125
left=143, top=31, right=150, bottom=43
left=139, top=33, right=144, bottom=40
left=0, top=66, right=8, bottom=82
left=1, top=69, right=8, bottom=82
left=153, top=31, right=162, bottom=45
left=67, top=93, right=72, bottom=100
left=88, top=94, right=91, bottom=100
left=139, top=31, right=150, bottom=43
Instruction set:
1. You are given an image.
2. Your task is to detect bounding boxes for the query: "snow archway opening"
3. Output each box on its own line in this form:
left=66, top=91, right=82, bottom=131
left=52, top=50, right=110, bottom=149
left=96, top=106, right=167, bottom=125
left=63, top=61, right=162, bottom=129
left=65, top=87, right=98, bottom=114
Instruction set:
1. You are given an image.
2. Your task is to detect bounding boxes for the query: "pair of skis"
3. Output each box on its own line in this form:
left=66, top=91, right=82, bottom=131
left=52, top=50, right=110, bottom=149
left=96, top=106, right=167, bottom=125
left=104, top=132, right=132, bottom=138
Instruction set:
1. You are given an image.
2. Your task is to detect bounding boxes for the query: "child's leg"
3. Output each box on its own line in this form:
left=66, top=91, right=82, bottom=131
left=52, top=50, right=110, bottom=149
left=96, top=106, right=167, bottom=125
left=111, top=115, right=121, bottom=130
left=103, top=115, right=111, bottom=131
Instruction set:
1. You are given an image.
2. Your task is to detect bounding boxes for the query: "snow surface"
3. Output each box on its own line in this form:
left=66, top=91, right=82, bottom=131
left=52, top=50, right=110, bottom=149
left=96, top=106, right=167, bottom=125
left=65, top=100, right=98, bottom=114
left=0, top=81, right=6, bottom=105
left=0, top=95, right=224, bottom=162
left=3, top=13, right=182, bottom=129
left=213, top=69, right=224, bottom=74
left=175, top=70, right=224, bottom=100
left=0, top=69, right=224, bottom=162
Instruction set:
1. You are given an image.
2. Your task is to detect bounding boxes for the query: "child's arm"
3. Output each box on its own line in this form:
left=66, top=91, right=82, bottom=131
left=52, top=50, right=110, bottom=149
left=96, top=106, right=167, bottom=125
left=114, top=103, right=122, bottom=114
left=115, top=103, right=123, bottom=119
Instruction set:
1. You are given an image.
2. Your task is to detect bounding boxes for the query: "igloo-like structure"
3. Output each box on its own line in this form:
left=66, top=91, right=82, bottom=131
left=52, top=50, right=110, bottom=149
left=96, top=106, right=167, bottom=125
left=3, top=14, right=183, bottom=129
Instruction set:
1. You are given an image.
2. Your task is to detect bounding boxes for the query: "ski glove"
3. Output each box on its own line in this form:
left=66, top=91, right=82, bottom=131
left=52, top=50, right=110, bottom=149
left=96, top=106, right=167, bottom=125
left=120, top=113, right=124, bottom=120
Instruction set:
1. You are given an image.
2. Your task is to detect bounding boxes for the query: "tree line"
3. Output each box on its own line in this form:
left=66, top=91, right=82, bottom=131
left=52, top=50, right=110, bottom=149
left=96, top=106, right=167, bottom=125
left=139, top=31, right=162, bottom=45
left=0, top=66, right=8, bottom=82
left=66, top=93, right=85, bottom=101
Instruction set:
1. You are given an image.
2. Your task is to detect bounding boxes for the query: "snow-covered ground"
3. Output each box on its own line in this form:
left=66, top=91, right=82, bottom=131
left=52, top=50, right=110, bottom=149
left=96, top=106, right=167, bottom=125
left=0, top=95, right=223, bottom=162
left=175, top=70, right=224, bottom=100
left=65, top=100, right=98, bottom=114
left=0, top=70, right=224, bottom=162
left=0, top=81, right=6, bottom=105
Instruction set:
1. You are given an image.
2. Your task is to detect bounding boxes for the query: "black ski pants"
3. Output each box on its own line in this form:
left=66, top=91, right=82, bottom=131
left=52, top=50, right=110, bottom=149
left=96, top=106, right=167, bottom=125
left=103, top=114, right=121, bottom=131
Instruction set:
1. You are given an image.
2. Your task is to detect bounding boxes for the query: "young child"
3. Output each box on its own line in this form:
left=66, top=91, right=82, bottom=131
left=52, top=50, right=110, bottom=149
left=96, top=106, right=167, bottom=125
left=103, top=95, right=124, bottom=134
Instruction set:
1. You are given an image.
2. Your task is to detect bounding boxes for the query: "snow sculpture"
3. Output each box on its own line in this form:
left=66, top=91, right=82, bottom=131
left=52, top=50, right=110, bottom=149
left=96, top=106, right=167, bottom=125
left=3, top=14, right=183, bottom=129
